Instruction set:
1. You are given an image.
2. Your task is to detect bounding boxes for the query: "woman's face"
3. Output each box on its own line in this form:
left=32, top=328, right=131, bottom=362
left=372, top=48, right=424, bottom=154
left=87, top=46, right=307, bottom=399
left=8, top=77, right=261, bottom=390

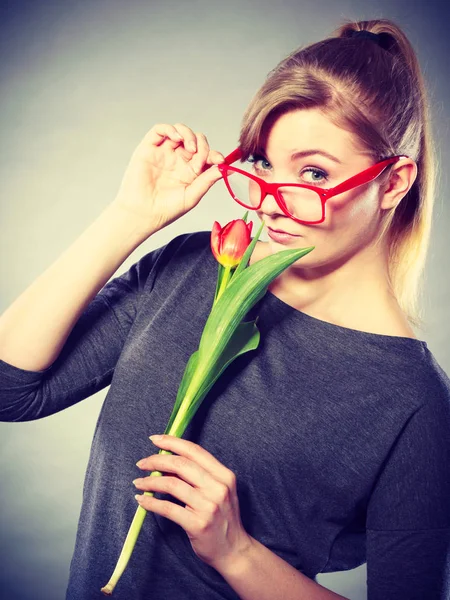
left=254, top=108, right=390, bottom=271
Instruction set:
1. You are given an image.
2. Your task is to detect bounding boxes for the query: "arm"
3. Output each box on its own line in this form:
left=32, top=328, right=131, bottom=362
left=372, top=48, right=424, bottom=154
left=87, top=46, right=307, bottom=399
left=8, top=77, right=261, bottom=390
left=216, top=536, right=349, bottom=600
left=0, top=121, right=223, bottom=374
left=0, top=203, right=171, bottom=421
left=365, top=382, right=450, bottom=599
left=0, top=202, right=151, bottom=372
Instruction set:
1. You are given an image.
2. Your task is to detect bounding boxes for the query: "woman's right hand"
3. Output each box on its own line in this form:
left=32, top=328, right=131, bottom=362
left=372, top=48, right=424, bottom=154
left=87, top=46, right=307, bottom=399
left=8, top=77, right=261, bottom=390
left=110, top=123, right=226, bottom=238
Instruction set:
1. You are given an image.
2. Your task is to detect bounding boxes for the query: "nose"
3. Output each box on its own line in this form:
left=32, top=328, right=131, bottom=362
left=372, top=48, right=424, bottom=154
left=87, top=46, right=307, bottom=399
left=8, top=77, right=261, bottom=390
left=258, top=190, right=285, bottom=216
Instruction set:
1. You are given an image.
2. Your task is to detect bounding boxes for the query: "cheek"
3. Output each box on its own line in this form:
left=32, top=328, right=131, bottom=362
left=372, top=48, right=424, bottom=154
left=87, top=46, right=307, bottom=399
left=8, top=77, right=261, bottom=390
left=326, top=188, right=379, bottom=225
left=295, top=191, right=379, bottom=265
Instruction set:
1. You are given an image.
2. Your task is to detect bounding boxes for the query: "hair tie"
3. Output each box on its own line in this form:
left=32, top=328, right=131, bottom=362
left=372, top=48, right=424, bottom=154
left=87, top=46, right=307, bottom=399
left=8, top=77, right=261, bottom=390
left=349, top=30, right=382, bottom=47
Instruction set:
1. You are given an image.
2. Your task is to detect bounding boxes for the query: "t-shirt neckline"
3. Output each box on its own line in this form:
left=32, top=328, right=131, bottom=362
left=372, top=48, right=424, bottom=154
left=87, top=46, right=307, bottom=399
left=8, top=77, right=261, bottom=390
left=265, top=288, right=428, bottom=350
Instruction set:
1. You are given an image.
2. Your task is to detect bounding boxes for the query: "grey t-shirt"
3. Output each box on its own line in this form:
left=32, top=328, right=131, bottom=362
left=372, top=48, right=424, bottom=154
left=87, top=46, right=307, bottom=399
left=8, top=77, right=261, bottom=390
left=1, top=231, right=450, bottom=600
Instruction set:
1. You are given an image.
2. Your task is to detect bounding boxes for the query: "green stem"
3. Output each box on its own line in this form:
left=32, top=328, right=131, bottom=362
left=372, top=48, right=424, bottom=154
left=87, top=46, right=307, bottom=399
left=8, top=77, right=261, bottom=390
left=101, top=367, right=211, bottom=595
left=215, top=266, right=233, bottom=305
left=100, top=456, right=172, bottom=595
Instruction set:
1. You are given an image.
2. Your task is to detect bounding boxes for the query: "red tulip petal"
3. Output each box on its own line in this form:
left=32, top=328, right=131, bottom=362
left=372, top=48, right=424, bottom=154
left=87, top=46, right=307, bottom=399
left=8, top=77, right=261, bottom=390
left=221, top=220, right=236, bottom=242
left=210, top=221, right=223, bottom=262
left=221, top=220, right=250, bottom=261
left=210, top=219, right=252, bottom=267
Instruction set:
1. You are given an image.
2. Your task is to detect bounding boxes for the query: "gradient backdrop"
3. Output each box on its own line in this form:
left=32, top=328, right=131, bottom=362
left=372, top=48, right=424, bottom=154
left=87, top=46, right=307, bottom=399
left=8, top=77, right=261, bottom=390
left=1, top=1, right=449, bottom=599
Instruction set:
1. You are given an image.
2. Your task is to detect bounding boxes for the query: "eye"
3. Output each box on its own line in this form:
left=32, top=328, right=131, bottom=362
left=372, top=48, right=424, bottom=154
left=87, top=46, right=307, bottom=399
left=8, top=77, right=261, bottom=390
left=301, top=167, right=328, bottom=185
left=247, top=154, right=329, bottom=184
left=247, top=154, right=271, bottom=172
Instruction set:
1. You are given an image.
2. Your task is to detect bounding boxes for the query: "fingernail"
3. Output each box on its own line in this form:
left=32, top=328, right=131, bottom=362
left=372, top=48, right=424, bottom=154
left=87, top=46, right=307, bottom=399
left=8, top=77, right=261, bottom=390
left=188, top=141, right=196, bottom=152
left=135, top=494, right=142, bottom=502
left=136, top=459, right=145, bottom=468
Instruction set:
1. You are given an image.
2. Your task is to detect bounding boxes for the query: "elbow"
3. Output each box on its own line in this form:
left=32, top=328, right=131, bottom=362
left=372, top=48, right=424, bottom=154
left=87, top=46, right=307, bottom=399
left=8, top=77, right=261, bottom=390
left=0, top=385, right=50, bottom=422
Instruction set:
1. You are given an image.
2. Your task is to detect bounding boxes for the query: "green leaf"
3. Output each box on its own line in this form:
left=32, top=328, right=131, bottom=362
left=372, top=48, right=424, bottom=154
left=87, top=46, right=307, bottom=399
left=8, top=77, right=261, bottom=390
left=163, top=350, right=200, bottom=435
left=198, top=245, right=315, bottom=365
left=213, top=263, right=225, bottom=305
left=165, top=318, right=261, bottom=437
left=165, top=244, right=315, bottom=437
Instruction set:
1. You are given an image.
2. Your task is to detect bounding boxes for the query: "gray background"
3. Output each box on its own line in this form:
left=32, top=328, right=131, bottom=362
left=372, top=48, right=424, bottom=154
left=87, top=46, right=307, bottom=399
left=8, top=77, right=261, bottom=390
left=1, top=1, right=449, bottom=598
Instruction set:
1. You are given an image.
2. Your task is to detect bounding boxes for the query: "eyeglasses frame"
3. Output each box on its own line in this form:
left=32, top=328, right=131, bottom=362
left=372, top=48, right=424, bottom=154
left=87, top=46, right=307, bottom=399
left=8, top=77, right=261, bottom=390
left=218, top=147, right=409, bottom=224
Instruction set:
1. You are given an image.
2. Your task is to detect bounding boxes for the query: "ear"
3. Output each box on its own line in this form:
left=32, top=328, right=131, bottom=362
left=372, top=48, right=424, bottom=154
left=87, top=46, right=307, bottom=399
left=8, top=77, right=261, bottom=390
left=380, top=159, right=418, bottom=210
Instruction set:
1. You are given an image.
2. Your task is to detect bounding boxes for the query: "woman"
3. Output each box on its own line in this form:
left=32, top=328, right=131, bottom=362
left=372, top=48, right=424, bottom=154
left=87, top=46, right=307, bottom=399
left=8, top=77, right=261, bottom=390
left=1, top=18, right=449, bottom=600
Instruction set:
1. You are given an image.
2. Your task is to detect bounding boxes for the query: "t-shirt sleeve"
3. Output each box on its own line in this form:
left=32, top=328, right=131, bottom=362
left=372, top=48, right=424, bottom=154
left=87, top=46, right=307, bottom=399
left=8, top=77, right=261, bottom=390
left=366, top=382, right=450, bottom=599
left=0, top=241, right=167, bottom=422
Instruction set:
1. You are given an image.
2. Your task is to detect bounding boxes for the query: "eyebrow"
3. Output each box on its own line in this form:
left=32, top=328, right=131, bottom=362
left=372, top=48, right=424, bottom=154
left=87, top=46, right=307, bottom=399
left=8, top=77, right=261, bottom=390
left=255, top=148, right=343, bottom=165
left=289, top=149, right=343, bottom=164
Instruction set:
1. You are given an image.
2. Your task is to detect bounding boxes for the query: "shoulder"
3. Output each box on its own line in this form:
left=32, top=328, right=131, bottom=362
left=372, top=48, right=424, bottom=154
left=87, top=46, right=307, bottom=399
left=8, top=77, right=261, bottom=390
left=397, top=345, right=450, bottom=407
left=104, top=230, right=212, bottom=302
left=400, top=347, right=450, bottom=439
left=138, top=230, right=212, bottom=281
left=420, top=347, right=450, bottom=409
left=149, top=230, right=211, bottom=260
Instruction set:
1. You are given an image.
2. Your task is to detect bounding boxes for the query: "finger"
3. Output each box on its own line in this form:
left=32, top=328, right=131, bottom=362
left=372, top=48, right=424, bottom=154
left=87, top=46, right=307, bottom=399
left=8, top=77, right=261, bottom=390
left=143, top=123, right=184, bottom=147
left=133, top=475, right=211, bottom=513
left=205, top=149, right=226, bottom=165
left=147, top=435, right=235, bottom=487
left=184, top=164, right=224, bottom=208
left=190, top=132, right=210, bottom=174
left=137, top=453, right=208, bottom=489
left=174, top=144, right=194, bottom=162
left=171, top=122, right=198, bottom=153
left=134, top=491, right=206, bottom=535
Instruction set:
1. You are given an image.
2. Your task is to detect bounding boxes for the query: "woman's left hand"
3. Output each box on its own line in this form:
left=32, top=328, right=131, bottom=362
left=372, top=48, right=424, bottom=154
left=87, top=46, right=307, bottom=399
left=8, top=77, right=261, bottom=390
left=133, top=434, right=253, bottom=572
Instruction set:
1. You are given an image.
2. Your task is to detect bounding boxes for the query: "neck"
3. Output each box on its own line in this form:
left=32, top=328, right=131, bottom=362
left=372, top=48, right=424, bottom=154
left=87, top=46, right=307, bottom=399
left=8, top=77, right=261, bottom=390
left=265, top=239, right=406, bottom=332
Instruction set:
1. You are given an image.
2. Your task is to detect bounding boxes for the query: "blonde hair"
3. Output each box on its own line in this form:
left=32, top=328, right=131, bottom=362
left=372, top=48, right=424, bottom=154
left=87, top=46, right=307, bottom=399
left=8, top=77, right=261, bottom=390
left=238, top=18, right=438, bottom=330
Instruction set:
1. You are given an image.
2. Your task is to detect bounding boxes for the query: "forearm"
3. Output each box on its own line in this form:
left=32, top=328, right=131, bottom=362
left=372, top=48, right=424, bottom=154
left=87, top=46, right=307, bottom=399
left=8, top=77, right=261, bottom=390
left=0, top=203, right=150, bottom=372
left=216, top=536, right=349, bottom=600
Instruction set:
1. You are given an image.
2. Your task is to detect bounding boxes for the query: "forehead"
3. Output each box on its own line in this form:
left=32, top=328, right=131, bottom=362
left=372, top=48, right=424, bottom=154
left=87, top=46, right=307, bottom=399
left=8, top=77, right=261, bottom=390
left=262, top=108, right=364, bottom=160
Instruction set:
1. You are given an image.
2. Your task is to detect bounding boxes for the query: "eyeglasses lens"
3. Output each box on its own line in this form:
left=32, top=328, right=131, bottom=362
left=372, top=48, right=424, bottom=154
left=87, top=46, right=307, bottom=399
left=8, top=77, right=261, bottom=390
left=223, top=162, right=322, bottom=223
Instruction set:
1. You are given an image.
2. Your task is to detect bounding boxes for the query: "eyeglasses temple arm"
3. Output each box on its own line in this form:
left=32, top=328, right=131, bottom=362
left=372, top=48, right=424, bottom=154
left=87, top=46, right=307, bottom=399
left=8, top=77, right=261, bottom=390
left=222, top=147, right=243, bottom=165
left=326, top=156, right=407, bottom=196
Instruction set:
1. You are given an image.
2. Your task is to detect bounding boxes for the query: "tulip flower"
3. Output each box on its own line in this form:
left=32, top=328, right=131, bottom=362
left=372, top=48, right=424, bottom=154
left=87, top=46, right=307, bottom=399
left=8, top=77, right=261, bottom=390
left=211, top=219, right=253, bottom=268
left=101, top=212, right=315, bottom=595
left=211, top=218, right=253, bottom=303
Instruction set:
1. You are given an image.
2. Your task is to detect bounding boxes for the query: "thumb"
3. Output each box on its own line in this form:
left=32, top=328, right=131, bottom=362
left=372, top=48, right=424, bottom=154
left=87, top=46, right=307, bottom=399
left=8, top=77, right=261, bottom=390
left=185, top=165, right=223, bottom=208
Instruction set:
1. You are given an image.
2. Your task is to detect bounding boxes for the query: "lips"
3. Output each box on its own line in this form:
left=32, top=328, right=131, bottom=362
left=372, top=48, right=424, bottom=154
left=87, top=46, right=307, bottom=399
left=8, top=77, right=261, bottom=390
left=268, top=227, right=298, bottom=236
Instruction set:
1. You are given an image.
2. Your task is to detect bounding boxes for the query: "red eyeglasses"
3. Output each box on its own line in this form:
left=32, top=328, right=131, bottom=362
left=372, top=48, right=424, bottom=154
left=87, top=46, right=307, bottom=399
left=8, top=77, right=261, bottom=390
left=217, top=147, right=408, bottom=224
